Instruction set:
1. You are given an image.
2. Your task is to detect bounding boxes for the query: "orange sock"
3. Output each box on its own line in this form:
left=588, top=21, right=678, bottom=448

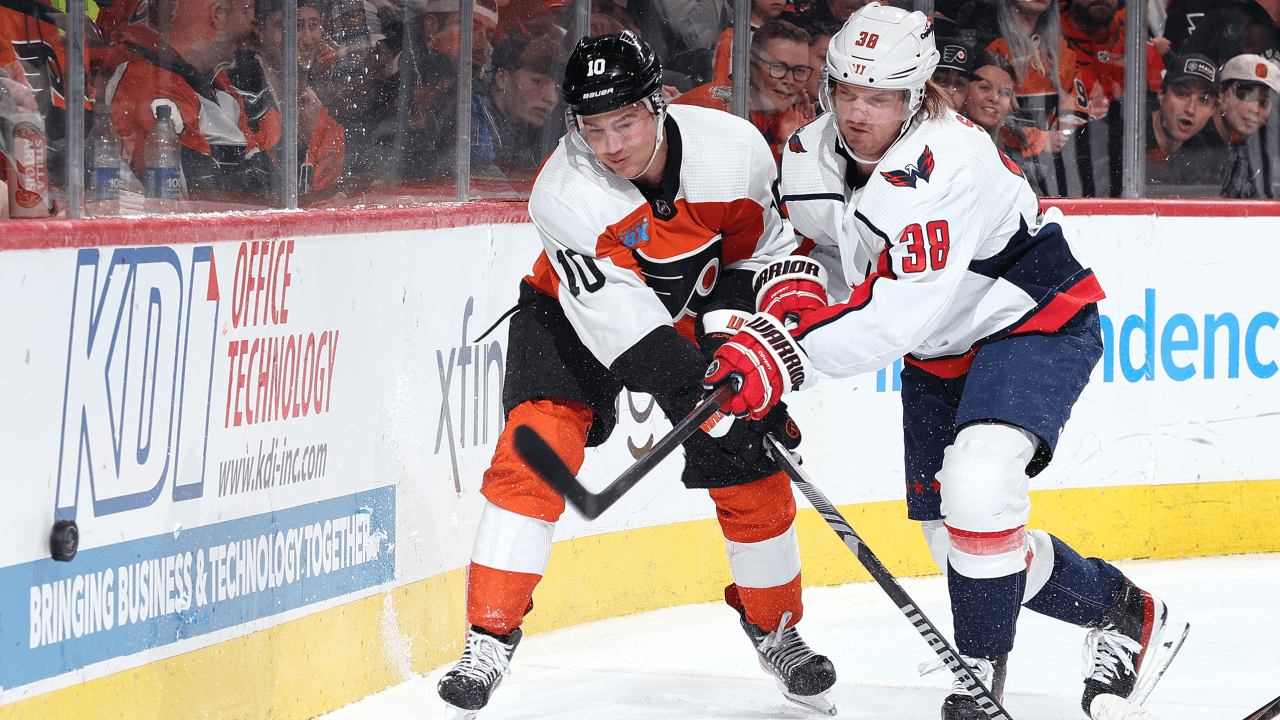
left=466, top=561, right=542, bottom=636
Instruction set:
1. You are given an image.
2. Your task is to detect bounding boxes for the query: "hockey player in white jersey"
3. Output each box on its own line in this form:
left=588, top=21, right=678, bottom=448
left=436, top=31, right=837, bottom=719
left=703, top=4, right=1188, bottom=719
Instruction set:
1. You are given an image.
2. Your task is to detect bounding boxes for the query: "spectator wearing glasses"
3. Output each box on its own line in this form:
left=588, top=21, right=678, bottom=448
left=932, top=37, right=977, bottom=111
left=677, top=19, right=815, bottom=163
left=1199, top=54, right=1280, bottom=198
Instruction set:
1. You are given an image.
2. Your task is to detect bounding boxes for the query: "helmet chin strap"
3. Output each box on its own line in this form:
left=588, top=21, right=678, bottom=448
left=622, top=108, right=667, bottom=181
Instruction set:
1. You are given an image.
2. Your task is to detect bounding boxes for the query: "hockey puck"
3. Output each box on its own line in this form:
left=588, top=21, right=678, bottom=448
left=49, top=519, right=79, bottom=562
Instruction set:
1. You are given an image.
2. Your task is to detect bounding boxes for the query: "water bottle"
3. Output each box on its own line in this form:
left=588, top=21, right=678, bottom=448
left=144, top=105, right=184, bottom=208
left=0, top=78, right=53, bottom=219
left=86, top=104, right=124, bottom=215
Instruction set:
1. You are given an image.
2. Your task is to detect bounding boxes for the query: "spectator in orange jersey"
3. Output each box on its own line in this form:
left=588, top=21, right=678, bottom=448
left=678, top=19, right=814, bottom=163
left=105, top=0, right=281, bottom=197
left=987, top=0, right=1088, bottom=152
left=2, top=0, right=84, bottom=188
left=256, top=0, right=346, bottom=193
left=1061, top=0, right=1165, bottom=120
left=962, top=49, right=1046, bottom=154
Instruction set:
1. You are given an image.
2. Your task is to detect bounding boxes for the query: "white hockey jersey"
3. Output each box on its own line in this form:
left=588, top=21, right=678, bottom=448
left=526, top=104, right=796, bottom=367
left=779, top=109, right=1105, bottom=379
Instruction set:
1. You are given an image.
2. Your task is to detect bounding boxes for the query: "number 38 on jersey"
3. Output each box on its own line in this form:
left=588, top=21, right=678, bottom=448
left=899, top=220, right=950, bottom=274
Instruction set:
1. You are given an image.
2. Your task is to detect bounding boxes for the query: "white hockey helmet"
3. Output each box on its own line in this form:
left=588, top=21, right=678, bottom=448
left=821, top=2, right=941, bottom=116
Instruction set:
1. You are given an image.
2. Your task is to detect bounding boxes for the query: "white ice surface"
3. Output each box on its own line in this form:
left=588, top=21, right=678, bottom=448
left=321, top=554, right=1280, bottom=720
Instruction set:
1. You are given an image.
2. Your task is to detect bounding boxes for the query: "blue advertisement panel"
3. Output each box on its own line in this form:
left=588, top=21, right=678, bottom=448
left=0, top=487, right=394, bottom=691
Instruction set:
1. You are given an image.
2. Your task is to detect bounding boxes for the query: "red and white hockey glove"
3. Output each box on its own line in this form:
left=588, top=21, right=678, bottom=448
left=753, top=255, right=829, bottom=325
left=702, top=312, right=816, bottom=420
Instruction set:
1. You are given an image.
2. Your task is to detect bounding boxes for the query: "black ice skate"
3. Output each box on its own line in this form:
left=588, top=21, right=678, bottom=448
left=1081, top=578, right=1189, bottom=718
left=438, top=625, right=523, bottom=719
left=727, top=588, right=837, bottom=715
left=938, top=653, right=1007, bottom=720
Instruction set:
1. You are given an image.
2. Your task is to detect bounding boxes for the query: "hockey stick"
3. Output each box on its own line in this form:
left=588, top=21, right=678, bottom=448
left=1246, top=693, right=1280, bottom=720
left=763, top=434, right=1013, bottom=720
left=514, top=382, right=738, bottom=520
left=1092, top=691, right=1280, bottom=720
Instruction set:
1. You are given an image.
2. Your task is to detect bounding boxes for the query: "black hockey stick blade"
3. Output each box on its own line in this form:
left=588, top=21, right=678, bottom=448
left=1245, top=693, right=1280, bottom=720
left=514, top=382, right=738, bottom=520
left=764, top=434, right=1013, bottom=720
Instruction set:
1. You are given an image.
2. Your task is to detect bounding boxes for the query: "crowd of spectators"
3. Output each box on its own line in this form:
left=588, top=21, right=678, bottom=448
left=1, top=0, right=1278, bottom=216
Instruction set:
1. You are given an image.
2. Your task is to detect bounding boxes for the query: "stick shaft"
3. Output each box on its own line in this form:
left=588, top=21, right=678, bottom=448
left=764, top=435, right=1013, bottom=720
left=515, top=384, right=735, bottom=520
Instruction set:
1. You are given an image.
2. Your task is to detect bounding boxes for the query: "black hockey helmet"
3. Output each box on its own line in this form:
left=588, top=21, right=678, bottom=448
left=562, top=30, right=664, bottom=121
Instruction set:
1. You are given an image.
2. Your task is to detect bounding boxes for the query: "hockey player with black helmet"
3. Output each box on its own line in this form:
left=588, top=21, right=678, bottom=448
left=436, top=30, right=837, bottom=719
left=704, top=4, right=1189, bottom=719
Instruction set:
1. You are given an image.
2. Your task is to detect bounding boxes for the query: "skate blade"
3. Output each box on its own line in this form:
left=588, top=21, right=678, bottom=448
left=773, top=677, right=837, bottom=716
left=444, top=705, right=480, bottom=720
left=1091, top=694, right=1166, bottom=720
left=1128, top=617, right=1190, bottom=705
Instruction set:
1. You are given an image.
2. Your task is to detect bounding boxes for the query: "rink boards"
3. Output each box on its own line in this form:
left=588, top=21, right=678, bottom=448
left=0, top=200, right=1278, bottom=720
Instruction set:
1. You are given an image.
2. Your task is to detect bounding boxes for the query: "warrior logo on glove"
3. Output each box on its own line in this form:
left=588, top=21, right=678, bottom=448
left=753, top=255, right=829, bottom=323
left=744, top=315, right=809, bottom=389
left=704, top=312, right=816, bottom=420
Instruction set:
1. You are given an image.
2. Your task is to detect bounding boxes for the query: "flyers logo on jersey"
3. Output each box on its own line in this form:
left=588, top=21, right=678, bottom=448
left=635, top=239, right=720, bottom=320
left=788, top=133, right=806, bottom=153
left=880, top=146, right=935, bottom=188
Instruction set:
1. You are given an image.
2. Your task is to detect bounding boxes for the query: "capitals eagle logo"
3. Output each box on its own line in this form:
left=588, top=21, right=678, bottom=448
left=880, top=146, right=935, bottom=188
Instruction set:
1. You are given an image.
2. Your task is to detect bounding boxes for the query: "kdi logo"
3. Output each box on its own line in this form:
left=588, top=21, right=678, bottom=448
left=55, top=246, right=221, bottom=520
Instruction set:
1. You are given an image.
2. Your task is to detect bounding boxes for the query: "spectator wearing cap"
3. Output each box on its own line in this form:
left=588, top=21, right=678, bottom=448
left=1199, top=53, right=1280, bottom=198
left=478, top=34, right=561, bottom=175
left=676, top=19, right=814, bottom=164
left=932, top=37, right=976, bottom=111
left=423, top=0, right=500, bottom=79
left=1061, top=0, right=1165, bottom=120
left=1101, top=52, right=1219, bottom=192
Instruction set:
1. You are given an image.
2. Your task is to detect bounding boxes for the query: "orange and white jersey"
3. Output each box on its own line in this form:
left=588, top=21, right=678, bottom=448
left=779, top=109, right=1104, bottom=379
left=526, top=104, right=796, bottom=367
left=105, top=44, right=278, bottom=179
left=1, top=6, right=69, bottom=112
left=987, top=36, right=1089, bottom=128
